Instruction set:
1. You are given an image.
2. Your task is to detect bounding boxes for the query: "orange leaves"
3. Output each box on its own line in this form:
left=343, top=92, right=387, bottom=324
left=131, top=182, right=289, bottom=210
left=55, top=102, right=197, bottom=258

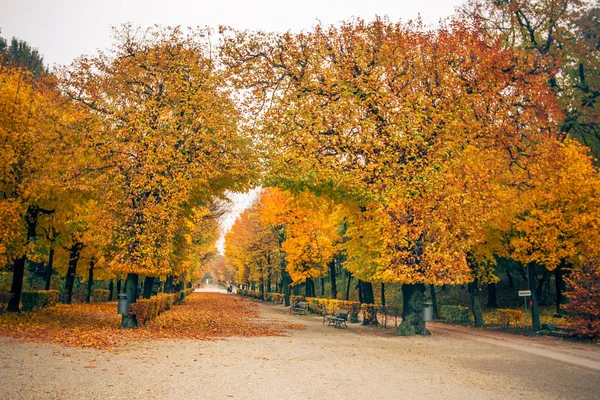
left=0, top=293, right=300, bottom=349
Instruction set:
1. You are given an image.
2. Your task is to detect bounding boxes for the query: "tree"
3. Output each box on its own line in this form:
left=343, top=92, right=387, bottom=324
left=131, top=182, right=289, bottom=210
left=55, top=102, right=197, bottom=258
left=222, top=17, right=562, bottom=334
left=61, top=26, right=256, bottom=324
left=461, top=0, right=600, bottom=159
left=0, top=34, right=48, bottom=76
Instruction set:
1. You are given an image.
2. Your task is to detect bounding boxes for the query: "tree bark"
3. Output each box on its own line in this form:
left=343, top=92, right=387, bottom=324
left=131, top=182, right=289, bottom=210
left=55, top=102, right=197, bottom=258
left=44, top=247, right=55, bottom=291
left=555, top=261, right=569, bottom=316
left=116, top=279, right=122, bottom=294
left=345, top=270, right=352, bottom=300
left=468, top=279, right=484, bottom=327
left=108, top=280, right=114, bottom=301
left=8, top=205, right=52, bottom=312
left=359, top=280, right=377, bottom=326
left=527, top=263, right=541, bottom=332
left=86, top=259, right=95, bottom=303
left=381, top=283, right=386, bottom=306
left=281, top=270, right=291, bottom=307
left=63, top=241, right=84, bottom=304
left=143, top=276, right=154, bottom=299
left=320, top=277, right=325, bottom=298
left=329, top=260, right=337, bottom=299
left=487, top=283, right=498, bottom=308
left=305, top=278, right=315, bottom=298
left=164, top=275, right=175, bottom=294
left=429, top=284, right=438, bottom=319
left=121, top=273, right=138, bottom=328
left=397, top=283, right=429, bottom=336
left=7, top=257, right=26, bottom=312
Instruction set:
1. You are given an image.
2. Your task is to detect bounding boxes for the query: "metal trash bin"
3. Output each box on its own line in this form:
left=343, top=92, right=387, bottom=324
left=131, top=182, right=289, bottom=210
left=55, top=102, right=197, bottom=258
left=423, top=301, right=433, bottom=322
left=117, top=293, right=129, bottom=315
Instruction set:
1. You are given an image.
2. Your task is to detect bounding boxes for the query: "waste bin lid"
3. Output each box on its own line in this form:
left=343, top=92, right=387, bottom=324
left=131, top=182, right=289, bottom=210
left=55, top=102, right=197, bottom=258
left=118, top=293, right=128, bottom=299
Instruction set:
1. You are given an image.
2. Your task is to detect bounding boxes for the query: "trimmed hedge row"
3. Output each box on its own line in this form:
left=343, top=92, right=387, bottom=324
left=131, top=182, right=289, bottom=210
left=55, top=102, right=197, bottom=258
left=21, top=290, right=59, bottom=311
left=440, top=305, right=471, bottom=325
left=129, top=288, right=194, bottom=326
left=236, top=290, right=285, bottom=304
left=306, top=297, right=361, bottom=323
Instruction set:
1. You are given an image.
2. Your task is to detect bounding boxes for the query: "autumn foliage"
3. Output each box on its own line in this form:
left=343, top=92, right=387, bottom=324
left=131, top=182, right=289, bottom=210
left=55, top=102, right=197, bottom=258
left=0, top=293, right=301, bottom=349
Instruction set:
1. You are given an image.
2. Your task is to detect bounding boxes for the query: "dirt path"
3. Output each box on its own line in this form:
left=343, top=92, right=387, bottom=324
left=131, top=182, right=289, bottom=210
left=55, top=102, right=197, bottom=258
left=1, top=295, right=599, bottom=399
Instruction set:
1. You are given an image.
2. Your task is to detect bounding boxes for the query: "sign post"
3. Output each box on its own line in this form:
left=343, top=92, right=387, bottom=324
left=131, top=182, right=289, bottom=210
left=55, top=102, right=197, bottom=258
left=518, top=290, right=532, bottom=335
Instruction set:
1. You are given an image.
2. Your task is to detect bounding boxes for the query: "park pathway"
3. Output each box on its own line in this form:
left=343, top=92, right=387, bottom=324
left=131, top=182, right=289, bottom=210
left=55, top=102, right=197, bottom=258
left=1, top=293, right=599, bottom=399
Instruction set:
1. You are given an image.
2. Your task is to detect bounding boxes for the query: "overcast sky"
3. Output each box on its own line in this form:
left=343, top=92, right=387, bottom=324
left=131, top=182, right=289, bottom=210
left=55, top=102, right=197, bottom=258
left=1, top=0, right=465, bottom=68
left=1, top=0, right=465, bottom=254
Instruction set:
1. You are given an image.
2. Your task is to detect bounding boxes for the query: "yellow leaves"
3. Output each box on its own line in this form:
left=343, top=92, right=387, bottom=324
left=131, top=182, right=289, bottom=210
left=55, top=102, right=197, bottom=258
left=0, top=293, right=301, bottom=349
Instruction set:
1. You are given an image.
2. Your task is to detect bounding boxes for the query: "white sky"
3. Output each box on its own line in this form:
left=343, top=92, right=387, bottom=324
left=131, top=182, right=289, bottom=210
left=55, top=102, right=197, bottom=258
left=1, top=0, right=465, bottom=255
left=1, top=0, right=465, bottom=68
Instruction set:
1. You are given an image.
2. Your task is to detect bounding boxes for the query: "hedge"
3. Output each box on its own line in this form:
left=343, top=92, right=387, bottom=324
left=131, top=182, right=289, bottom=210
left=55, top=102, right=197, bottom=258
left=440, top=305, right=471, bottom=325
left=0, top=291, right=11, bottom=312
left=129, top=289, right=194, bottom=326
left=92, top=289, right=110, bottom=303
left=21, top=290, right=59, bottom=311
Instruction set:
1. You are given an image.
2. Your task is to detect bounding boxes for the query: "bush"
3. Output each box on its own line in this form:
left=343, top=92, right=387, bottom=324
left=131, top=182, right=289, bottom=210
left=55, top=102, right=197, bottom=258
left=21, top=290, right=59, bottom=311
left=565, top=261, right=600, bottom=341
left=306, top=297, right=328, bottom=315
left=440, top=305, right=471, bottom=325
left=0, top=291, right=12, bottom=312
left=92, top=289, right=110, bottom=303
left=487, top=308, right=525, bottom=328
left=272, top=293, right=285, bottom=304
left=289, top=295, right=306, bottom=309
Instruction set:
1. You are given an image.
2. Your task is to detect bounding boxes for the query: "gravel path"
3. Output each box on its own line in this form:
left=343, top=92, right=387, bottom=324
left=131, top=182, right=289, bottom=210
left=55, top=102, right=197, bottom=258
left=1, top=295, right=599, bottom=400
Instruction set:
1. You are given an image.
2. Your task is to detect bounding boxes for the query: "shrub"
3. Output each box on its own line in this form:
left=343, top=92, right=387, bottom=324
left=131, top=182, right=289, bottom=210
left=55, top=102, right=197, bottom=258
left=289, top=295, right=306, bottom=308
left=306, top=297, right=328, bottom=315
left=494, top=309, right=525, bottom=328
left=21, top=290, right=59, bottom=311
left=92, top=289, right=110, bottom=303
left=326, top=299, right=360, bottom=322
left=272, top=293, right=285, bottom=304
left=440, top=305, right=471, bottom=325
left=0, top=291, right=11, bottom=312
left=565, top=261, right=600, bottom=341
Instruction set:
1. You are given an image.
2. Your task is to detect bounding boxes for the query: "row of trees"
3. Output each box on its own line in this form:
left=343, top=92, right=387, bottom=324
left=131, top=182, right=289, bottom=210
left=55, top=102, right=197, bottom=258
left=223, top=1, right=600, bottom=337
left=1, top=27, right=255, bottom=321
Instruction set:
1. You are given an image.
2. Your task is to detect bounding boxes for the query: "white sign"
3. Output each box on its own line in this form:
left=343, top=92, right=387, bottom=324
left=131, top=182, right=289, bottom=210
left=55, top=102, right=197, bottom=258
left=518, top=290, right=531, bottom=297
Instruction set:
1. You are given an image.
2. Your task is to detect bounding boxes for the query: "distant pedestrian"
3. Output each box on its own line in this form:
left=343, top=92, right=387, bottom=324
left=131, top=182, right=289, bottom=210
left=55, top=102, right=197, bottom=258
left=227, top=284, right=233, bottom=294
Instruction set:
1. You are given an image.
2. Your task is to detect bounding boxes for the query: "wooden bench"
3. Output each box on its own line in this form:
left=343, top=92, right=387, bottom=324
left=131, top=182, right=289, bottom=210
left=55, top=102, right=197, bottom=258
left=292, top=301, right=308, bottom=315
left=323, top=309, right=348, bottom=329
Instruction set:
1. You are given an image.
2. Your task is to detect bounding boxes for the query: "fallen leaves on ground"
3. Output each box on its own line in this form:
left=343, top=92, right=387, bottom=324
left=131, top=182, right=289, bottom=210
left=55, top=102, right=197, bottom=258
left=0, top=293, right=303, bottom=349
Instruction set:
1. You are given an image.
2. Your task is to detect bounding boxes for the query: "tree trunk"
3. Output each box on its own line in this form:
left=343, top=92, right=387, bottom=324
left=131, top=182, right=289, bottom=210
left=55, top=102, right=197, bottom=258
left=397, top=283, right=429, bottom=336
left=345, top=270, right=352, bottom=300
left=8, top=205, right=50, bottom=312
left=527, top=263, right=541, bottom=332
left=359, top=280, right=377, bottom=326
left=555, top=261, right=569, bottom=317
left=143, top=276, right=154, bottom=299
left=305, top=278, right=315, bottom=298
left=430, top=284, right=438, bottom=319
left=487, top=283, right=498, bottom=308
left=468, top=279, right=484, bottom=327
left=116, top=279, right=122, bottom=294
left=44, top=247, right=55, bottom=291
left=507, top=271, right=515, bottom=289
left=121, top=273, right=138, bottom=328
left=329, top=260, right=337, bottom=299
left=86, top=259, right=95, bottom=303
left=108, top=280, right=114, bottom=301
left=7, top=257, right=26, bottom=312
left=381, top=283, right=386, bottom=306
left=320, top=277, right=325, bottom=298
left=63, top=241, right=84, bottom=304
left=164, top=275, right=175, bottom=294
left=281, top=271, right=291, bottom=307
